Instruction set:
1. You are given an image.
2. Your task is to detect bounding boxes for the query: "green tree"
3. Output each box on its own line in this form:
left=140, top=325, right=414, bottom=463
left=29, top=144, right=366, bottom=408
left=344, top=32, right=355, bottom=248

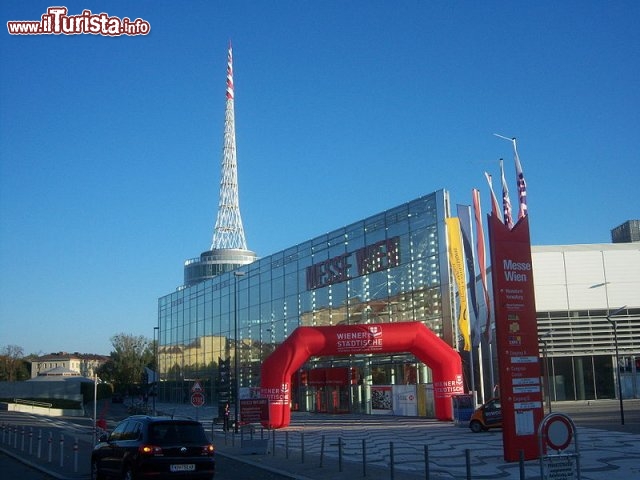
left=0, top=344, right=29, bottom=381
left=100, top=334, right=153, bottom=391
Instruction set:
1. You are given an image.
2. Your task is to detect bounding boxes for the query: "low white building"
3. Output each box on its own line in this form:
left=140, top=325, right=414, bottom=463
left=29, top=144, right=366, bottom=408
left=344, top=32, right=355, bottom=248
left=31, top=352, right=108, bottom=379
left=532, top=242, right=640, bottom=400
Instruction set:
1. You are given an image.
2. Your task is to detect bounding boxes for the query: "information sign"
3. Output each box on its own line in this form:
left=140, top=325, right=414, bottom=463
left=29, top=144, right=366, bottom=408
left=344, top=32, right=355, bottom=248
left=488, top=215, right=544, bottom=462
left=543, top=454, right=577, bottom=480
left=240, top=398, right=269, bottom=424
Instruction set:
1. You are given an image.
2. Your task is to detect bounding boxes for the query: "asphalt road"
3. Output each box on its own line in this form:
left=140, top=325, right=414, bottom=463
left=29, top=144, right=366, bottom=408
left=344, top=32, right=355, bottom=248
left=0, top=449, right=291, bottom=480
left=546, top=399, right=640, bottom=434
left=0, top=451, right=55, bottom=480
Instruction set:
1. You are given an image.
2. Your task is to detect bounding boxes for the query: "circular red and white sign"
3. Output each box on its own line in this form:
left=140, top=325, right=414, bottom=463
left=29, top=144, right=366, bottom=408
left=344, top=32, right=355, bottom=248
left=190, top=392, right=205, bottom=407
left=544, top=415, right=573, bottom=451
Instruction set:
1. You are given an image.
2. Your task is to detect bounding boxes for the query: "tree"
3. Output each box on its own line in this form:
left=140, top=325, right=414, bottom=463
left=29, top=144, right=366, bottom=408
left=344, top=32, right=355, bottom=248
left=102, top=334, right=153, bottom=391
left=0, top=344, right=28, bottom=381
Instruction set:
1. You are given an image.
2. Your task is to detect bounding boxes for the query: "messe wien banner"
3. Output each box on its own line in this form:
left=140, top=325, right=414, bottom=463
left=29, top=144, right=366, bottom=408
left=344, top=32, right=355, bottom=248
left=488, top=214, right=544, bottom=462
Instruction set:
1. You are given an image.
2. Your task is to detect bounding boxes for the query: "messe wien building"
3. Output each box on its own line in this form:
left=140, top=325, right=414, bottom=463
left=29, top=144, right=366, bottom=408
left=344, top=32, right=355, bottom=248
left=156, top=189, right=640, bottom=417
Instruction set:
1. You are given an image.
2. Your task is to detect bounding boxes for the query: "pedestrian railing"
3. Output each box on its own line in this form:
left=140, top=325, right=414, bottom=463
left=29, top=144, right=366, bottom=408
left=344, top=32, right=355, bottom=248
left=212, top=425, right=539, bottom=480
left=0, top=422, right=84, bottom=474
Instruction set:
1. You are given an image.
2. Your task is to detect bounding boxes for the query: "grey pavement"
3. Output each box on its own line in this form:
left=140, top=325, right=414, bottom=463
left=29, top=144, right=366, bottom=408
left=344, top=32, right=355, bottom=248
left=157, top=400, right=640, bottom=480
left=0, top=400, right=639, bottom=480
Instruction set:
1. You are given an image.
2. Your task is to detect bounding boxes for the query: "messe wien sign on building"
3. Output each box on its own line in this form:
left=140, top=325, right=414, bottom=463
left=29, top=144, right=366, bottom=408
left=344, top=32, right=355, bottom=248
left=306, top=236, right=401, bottom=290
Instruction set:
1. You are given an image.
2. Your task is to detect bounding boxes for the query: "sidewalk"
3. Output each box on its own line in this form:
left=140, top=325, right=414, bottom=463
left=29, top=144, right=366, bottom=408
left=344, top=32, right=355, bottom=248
left=156, top=402, right=640, bottom=480
left=1, top=402, right=639, bottom=480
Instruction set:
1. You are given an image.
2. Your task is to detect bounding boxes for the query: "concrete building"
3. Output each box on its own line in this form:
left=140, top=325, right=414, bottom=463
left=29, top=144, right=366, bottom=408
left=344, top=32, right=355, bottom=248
left=31, top=352, right=108, bottom=379
left=532, top=242, right=640, bottom=401
left=611, top=220, right=640, bottom=243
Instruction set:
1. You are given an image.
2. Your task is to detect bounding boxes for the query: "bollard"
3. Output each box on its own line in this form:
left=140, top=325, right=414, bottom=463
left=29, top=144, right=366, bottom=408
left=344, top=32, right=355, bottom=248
left=14, top=425, right=18, bottom=448
left=285, top=431, right=289, bottom=459
left=465, top=448, right=471, bottom=480
left=519, top=450, right=525, bottom=480
left=59, top=433, right=64, bottom=467
left=338, top=437, right=343, bottom=473
left=319, top=435, right=325, bottom=468
left=21, top=426, right=25, bottom=451
left=29, top=427, right=33, bottom=455
left=1, top=424, right=4, bottom=444
left=74, top=437, right=79, bottom=472
left=48, top=432, right=52, bottom=462
left=301, top=432, right=305, bottom=464
left=272, top=430, right=276, bottom=457
left=362, top=438, right=367, bottom=478
left=424, top=444, right=429, bottom=480
left=37, top=429, right=42, bottom=459
left=390, top=442, right=395, bottom=480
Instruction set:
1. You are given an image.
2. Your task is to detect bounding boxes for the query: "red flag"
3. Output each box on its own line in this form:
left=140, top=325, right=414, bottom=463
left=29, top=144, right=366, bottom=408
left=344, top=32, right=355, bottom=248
left=472, top=189, right=492, bottom=343
left=484, top=172, right=502, bottom=221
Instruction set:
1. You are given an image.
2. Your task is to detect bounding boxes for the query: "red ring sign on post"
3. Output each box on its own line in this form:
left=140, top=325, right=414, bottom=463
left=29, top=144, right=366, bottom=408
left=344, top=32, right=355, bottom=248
left=544, top=415, right=573, bottom=451
left=538, top=413, right=580, bottom=480
left=191, top=392, right=205, bottom=408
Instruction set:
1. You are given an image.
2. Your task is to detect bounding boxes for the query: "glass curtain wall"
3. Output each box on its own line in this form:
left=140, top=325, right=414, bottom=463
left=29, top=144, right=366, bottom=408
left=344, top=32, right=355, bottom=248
left=157, top=190, right=453, bottom=414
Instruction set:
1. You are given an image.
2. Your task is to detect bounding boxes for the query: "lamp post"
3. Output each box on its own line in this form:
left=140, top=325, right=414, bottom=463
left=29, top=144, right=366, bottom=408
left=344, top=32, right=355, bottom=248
left=233, top=271, right=245, bottom=433
left=539, top=330, right=554, bottom=413
left=153, top=326, right=159, bottom=415
left=606, top=305, right=627, bottom=425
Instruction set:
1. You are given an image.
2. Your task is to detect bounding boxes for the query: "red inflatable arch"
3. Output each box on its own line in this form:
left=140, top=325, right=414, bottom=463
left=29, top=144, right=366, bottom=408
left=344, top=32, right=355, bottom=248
left=259, top=321, right=463, bottom=429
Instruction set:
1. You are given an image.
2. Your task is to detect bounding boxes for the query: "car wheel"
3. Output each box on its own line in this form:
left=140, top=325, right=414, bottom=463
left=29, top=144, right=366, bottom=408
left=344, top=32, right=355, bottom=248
left=469, top=420, right=483, bottom=433
left=91, top=460, right=104, bottom=480
left=122, top=467, right=135, bottom=480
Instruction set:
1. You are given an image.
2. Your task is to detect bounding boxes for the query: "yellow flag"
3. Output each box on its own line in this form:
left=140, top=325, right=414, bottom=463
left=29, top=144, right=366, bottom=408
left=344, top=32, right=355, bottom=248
left=445, top=217, right=471, bottom=351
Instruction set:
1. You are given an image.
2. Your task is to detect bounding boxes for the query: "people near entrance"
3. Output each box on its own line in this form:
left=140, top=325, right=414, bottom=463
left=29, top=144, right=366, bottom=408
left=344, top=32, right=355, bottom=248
left=223, top=402, right=230, bottom=431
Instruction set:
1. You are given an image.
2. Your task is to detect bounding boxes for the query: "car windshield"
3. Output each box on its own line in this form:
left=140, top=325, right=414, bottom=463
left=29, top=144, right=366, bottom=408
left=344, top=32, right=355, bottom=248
left=149, top=422, right=208, bottom=444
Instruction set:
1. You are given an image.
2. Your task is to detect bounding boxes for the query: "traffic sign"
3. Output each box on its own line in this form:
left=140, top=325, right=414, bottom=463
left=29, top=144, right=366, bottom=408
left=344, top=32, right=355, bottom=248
left=191, top=392, right=205, bottom=407
left=543, top=415, right=573, bottom=451
left=191, top=381, right=203, bottom=392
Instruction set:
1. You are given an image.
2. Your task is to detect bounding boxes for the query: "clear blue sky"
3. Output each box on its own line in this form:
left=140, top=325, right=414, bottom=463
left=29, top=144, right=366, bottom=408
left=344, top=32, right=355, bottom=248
left=1, top=1, right=638, bottom=356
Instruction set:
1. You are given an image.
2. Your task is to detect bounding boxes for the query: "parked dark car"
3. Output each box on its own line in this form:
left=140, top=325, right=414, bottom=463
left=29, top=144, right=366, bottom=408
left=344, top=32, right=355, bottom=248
left=91, top=415, right=215, bottom=480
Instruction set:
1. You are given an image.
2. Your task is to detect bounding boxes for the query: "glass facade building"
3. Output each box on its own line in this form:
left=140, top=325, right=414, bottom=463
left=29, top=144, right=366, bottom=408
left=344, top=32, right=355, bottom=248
left=157, top=190, right=458, bottom=414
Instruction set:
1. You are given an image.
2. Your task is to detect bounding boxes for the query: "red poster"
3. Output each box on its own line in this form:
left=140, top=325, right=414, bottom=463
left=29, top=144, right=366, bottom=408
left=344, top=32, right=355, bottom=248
left=488, top=215, right=543, bottom=462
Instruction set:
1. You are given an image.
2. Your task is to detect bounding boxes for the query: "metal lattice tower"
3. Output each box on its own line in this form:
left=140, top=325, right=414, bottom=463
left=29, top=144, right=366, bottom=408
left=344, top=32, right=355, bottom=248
left=211, top=43, right=247, bottom=250
left=183, top=43, right=256, bottom=287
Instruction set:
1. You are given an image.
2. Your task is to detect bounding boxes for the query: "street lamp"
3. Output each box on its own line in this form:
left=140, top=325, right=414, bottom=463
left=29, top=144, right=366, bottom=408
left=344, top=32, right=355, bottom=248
left=606, top=305, right=627, bottom=425
left=233, top=271, right=245, bottom=433
left=539, top=330, right=554, bottom=413
left=153, top=326, right=159, bottom=415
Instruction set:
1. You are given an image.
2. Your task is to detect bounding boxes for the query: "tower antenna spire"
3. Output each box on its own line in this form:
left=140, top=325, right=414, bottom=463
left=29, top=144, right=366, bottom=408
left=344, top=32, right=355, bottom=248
left=183, top=43, right=256, bottom=287
left=211, top=42, right=248, bottom=250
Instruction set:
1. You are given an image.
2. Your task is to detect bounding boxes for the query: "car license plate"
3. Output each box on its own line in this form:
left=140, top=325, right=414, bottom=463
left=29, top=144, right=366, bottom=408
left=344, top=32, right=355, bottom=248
left=170, top=464, right=195, bottom=472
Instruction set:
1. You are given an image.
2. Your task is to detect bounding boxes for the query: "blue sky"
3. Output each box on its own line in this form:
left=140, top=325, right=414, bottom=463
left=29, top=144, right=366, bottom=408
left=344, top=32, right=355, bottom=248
left=1, top=1, right=638, bottom=356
